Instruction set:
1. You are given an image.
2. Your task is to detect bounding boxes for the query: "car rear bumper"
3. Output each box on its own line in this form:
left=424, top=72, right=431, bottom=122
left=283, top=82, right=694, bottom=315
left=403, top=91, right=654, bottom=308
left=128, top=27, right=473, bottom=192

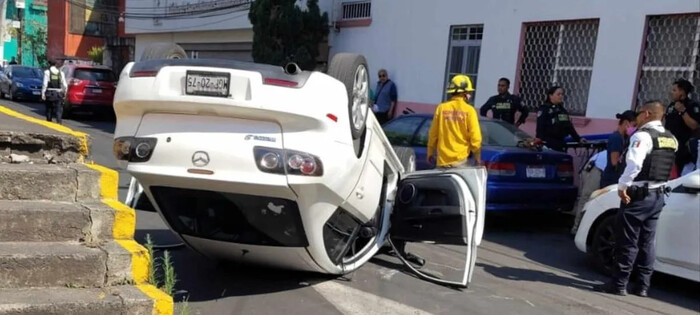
left=486, top=182, right=577, bottom=211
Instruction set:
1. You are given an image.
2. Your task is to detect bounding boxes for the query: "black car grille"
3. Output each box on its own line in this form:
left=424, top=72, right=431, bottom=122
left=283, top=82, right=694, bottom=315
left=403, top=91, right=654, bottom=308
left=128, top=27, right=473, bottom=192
left=149, top=186, right=308, bottom=247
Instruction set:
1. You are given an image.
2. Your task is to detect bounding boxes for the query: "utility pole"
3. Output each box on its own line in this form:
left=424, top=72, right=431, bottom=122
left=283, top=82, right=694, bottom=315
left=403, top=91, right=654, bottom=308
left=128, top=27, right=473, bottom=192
left=16, top=0, right=25, bottom=64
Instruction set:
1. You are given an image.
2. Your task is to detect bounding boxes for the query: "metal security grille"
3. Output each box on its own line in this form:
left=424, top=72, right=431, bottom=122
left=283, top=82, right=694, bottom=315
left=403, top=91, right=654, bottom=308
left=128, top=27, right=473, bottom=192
left=341, top=1, right=371, bottom=20
left=517, top=20, right=599, bottom=116
left=636, top=14, right=700, bottom=107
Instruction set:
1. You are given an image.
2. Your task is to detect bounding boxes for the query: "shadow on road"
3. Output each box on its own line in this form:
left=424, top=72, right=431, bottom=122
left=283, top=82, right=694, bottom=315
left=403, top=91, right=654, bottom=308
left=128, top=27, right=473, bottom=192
left=482, top=211, right=700, bottom=313
left=16, top=101, right=116, bottom=134
left=135, top=229, right=338, bottom=303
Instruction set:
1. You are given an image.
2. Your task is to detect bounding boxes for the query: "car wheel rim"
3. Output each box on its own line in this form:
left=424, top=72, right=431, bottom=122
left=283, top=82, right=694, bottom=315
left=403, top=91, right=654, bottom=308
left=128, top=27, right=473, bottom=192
left=597, top=223, right=616, bottom=271
left=351, top=65, right=369, bottom=131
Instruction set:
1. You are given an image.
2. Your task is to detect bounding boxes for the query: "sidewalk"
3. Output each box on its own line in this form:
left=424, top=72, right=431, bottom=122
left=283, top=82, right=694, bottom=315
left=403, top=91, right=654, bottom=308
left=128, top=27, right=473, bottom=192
left=0, top=107, right=90, bottom=163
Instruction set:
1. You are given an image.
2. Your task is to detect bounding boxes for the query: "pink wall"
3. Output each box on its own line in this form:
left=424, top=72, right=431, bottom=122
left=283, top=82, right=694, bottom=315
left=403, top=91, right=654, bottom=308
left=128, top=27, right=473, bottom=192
left=395, top=101, right=618, bottom=136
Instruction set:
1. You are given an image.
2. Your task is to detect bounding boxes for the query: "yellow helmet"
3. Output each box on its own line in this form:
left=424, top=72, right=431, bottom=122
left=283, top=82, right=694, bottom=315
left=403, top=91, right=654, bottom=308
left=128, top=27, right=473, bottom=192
left=446, top=74, right=475, bottom=94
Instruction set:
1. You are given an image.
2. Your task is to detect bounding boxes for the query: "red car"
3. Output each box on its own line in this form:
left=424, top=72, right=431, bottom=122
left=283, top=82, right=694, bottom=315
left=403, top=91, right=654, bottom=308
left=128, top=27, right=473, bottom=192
left=60, top=64, right=117, bottom=117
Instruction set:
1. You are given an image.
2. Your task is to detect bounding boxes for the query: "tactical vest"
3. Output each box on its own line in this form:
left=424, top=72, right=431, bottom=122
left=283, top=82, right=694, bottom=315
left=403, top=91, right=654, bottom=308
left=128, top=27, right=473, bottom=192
left=48, top=70, right=61, bottom=89
left=634, top=127, right=677, bottom=182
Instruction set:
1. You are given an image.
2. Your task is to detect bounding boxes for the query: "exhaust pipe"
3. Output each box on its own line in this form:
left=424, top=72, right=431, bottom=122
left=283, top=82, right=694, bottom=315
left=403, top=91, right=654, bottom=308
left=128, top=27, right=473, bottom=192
left=284, top=62, right=301, bottom=75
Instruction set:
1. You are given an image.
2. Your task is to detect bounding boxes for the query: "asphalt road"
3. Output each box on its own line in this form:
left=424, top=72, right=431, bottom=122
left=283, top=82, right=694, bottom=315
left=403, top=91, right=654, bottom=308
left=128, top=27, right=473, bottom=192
left=3, top=100, right=699, bottom=315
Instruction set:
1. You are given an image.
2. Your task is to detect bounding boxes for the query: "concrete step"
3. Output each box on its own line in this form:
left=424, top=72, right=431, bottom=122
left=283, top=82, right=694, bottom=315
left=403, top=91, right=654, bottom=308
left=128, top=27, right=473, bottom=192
left=0, top=164, right=100, bottom=202
left=0, top=286, right=154, bottom=315
left=0, top=241, right=141, bottom=288
left=0, top=201, right=115, bottom=242
left=0, top=131, right=87, bottom=164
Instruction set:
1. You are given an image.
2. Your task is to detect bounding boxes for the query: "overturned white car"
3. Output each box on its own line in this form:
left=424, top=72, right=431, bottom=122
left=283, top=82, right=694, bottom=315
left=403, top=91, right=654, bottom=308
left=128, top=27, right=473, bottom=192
left=114, top=43, right=487, bottom=287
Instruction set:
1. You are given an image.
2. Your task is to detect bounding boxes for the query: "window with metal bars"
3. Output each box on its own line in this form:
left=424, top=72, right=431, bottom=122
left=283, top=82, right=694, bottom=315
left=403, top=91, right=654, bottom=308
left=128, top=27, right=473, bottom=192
left=341, top=0, right=371, bottom=21
left=636, top=14, right=700, bottom=107
left=516, top=20, right=599, bottom=116
left=443, top=25, right=483, bottom=101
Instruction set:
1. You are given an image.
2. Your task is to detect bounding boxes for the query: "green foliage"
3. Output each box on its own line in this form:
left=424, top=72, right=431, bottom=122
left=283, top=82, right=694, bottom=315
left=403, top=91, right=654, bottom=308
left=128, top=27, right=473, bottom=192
left=161, top=250, right=177, bottom=297
left=88, top=46, right=105, bottom=64
left=145, top=234, right=159, bottom=286
left=248, top=0, right=329, bottom=70
left=23, top=21, right=48, bottom=68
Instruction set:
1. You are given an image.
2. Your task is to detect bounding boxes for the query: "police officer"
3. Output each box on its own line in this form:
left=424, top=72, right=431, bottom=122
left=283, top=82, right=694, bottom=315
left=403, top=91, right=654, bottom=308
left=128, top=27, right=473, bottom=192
left=665, top=79, right=700, bottom=173
left=41, top=60, right=68, bottom=124
left=596, top=100, right=678, bottom=297
left=536, top=86, right=586, bottom=152
left=480, top=78, right=529, bottom=126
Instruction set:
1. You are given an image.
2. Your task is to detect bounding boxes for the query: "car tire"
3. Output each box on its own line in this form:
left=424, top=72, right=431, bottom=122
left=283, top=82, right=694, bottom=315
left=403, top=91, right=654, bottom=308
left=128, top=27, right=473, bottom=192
left=139, top=43, right=188, bottom=61
left=8, top=88, right=16, bottom=102
left=393, top=146, right=416, bottom=173
left=589, top=214, right=617, bottom=276
left=327, top=53, right=370, bottom=142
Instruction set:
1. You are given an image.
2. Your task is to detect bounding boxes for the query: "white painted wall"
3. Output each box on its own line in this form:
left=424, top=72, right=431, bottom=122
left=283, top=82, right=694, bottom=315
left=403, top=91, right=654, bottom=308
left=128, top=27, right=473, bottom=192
left=329, top=0, right=700, bottom=119
left=133, top=29, right=253, bottom=61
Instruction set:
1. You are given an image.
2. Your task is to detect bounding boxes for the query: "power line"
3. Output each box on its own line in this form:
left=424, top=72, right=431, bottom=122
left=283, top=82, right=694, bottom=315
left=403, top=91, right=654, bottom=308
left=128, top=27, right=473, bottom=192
left=63, top=0, right=252, bottom=19
left=125, top=10, right=248, bottom=31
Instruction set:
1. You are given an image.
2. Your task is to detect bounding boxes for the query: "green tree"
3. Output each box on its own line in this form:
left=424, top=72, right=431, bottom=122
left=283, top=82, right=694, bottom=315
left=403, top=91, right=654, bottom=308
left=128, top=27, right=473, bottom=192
left=88, top=46, right=105, bottom=64
left=248, top=0, right=329, bottom=70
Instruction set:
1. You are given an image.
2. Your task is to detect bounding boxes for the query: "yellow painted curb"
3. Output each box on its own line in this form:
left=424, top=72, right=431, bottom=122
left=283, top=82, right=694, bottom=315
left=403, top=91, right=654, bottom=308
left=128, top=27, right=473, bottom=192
left=0, top=105, right=90, bottom=157
left=0, top=105, right=173, bottom=314
left=137, top=284, right=175, bottom=315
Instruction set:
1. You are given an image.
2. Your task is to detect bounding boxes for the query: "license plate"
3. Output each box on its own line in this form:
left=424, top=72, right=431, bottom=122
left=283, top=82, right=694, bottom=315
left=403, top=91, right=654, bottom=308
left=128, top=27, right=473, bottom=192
left=185, top=71, right=230, bottom=97
left=526, top=166, right=546, bottom=178
left=32, top=91, right=40, bottom=95
left=92, top=88, right=102, bottom=94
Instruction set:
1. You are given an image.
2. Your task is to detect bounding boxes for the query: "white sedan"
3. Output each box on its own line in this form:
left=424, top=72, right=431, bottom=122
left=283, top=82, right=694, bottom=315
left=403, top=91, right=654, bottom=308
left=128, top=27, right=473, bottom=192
left=113, top=43, right=487, bottom=287
left=574, top=170, right=700, bottom=282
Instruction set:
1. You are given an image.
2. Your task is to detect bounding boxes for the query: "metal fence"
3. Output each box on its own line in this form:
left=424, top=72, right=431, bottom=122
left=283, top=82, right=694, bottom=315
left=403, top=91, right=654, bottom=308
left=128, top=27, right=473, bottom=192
left=341, top=0, right=371, bottom=20
left=636, top=14, right=700, bottom=107
left=517, top=20, right=600, bottom=116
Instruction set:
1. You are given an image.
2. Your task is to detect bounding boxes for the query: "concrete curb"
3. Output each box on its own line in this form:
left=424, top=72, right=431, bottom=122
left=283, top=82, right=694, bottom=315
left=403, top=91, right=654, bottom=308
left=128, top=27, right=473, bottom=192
left=0, top=106, right=90, bottom=159
left=0, top=106, right=173, bottom=315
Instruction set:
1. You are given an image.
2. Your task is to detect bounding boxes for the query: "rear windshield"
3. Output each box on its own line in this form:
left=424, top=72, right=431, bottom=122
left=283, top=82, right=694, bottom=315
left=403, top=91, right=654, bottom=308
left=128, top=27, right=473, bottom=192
left=479, top=120, right=532, bottom=147
left=74, top=69, right=116, bottom=82
left=12, top=67, right=42, bottom=78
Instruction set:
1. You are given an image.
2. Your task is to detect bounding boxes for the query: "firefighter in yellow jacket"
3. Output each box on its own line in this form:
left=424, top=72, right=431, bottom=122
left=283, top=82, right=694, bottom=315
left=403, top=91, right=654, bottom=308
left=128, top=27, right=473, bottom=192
left=427, top=74, right=483, bottom=168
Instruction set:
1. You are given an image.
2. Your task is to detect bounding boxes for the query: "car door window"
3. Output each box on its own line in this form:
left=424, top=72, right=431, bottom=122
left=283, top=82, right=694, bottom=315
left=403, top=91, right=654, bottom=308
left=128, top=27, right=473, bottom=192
left=383, top=117, right=424, bottom=146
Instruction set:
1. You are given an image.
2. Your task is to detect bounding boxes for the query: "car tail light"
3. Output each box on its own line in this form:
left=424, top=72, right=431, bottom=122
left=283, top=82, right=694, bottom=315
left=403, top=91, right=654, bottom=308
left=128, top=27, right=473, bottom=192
left=113, top=137, right=157, bottom=162
left=263, top=78, right=299, bottom=87
left=254, top=147, right=323, bottom=176
left=69, top=79, right=83, bottom=86
left=487, top=162, right=516, bottom=176
left=557, top=163, right=574, bottom=177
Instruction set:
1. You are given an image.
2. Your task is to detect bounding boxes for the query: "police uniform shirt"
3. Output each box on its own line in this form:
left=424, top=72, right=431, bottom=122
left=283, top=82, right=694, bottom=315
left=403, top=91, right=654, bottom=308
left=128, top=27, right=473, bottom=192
left=41, top=67, right=68, bottom=98
left=480, top=93, right=528, bottom=125
left=618, top=121, right=678, bottom=191
left=535, top=103, right=581, bottom=148
left=665, top=99, right=700, bottom=163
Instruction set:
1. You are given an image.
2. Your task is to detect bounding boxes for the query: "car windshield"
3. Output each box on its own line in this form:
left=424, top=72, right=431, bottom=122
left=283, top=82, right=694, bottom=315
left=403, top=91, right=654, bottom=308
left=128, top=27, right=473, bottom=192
left=74, top=69, right=116, bottom=82
left=12, top=67, right=42, bottom=79
left=385, top=116, right=533, bottom=147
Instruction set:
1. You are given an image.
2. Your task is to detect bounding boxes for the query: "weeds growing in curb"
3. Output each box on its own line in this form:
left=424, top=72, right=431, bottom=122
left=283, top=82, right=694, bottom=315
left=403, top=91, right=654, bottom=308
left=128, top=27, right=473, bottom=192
left=162, top=250, right=177, bottom=296
left=145, top=233, right=190, bottom=315
left=145, top=234, right=158, bottom=286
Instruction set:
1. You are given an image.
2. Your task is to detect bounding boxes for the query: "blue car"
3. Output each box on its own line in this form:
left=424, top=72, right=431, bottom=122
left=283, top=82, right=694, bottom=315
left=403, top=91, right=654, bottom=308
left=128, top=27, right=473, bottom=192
left=0, top=65, right=44, bottom=102
left=383, top=114, right=578, bottom=212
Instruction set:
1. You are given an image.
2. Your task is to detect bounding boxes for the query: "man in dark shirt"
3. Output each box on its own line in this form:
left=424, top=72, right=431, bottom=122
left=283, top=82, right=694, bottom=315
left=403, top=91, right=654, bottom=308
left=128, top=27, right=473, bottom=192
left=480, top=78, right=529, bottom=126
left=664, top=79, right=700, bottom=171
left=600, top=110, right=638, bottom=188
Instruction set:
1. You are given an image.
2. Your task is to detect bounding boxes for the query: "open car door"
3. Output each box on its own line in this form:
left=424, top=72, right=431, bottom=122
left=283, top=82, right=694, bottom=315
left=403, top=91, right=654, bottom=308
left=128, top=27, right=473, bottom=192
left=388, top=167, right=487, bottom=288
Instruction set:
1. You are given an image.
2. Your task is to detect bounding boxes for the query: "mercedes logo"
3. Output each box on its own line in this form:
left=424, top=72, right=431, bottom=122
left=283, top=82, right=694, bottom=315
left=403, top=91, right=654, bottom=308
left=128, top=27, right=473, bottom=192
left=192, top=151, right=210, bottom=167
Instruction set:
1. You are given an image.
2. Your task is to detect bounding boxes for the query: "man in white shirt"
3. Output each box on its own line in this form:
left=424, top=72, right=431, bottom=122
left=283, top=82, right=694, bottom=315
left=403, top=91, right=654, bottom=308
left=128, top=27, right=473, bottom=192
left=570, top=150, right=607, bottom=235
left=41, top=60, right=68, bottom=124
left=596, top=101, right=678, bottom=297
